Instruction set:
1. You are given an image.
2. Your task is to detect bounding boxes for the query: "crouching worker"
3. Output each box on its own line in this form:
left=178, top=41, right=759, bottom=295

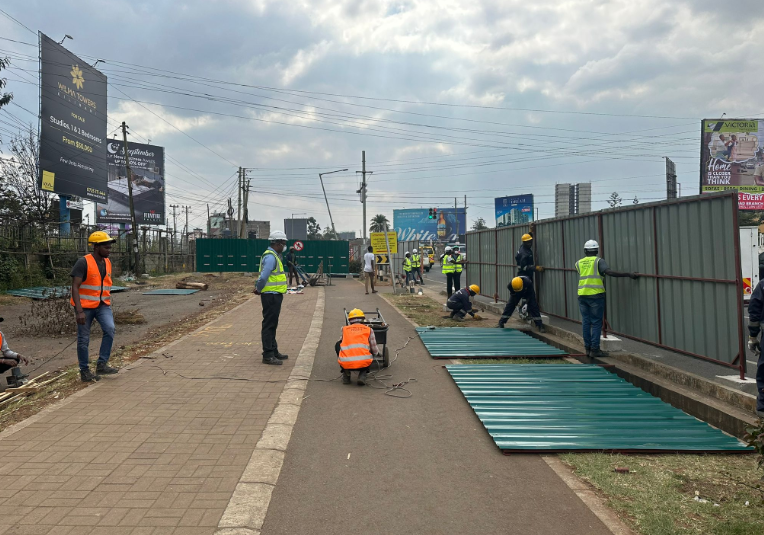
left=447, top=284, right=480, bottom=321
left=498, top=276, right=545, bottom=333
left=0, top=317, right=29, bottom=378
left=336, top=309, right=379, bottom=386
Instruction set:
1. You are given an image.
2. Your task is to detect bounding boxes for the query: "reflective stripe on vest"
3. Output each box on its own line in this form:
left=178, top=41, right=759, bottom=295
left=411, top=254, right=420, bottom=268
left=260, top=250, right=288, bottom=294
left=442, top=256, right=454, bottom=274
left=454, top=254, right=463, bottom=273
left=576, top=256, right=605, bottom=296
left=403, top=258, right=412, bottom=272
left=70, top=254, right=112, bottom=308
left=338, top=324, right=373, bottom=369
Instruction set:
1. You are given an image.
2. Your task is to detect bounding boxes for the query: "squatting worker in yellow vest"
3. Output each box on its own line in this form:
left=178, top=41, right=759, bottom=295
left=336, top=309, right=378, bottom=385
left=576, top=240, right=638, bottom=358
left=255, top=230, right=290, bottom=366
left=70, top=231, right=118, bottom=383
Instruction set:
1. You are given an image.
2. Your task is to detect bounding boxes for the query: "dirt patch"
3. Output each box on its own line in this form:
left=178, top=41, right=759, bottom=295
left=113, top=309, right=146, bottom=325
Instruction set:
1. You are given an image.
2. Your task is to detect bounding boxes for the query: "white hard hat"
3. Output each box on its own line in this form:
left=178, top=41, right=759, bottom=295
left=405, top=251, right=410, bottom=255
left=269, top=230, right=287, bottom=241
left=413, top=248, right=418, bottom=253
left=445, top=246, right=452, bottom=252
left=584, top=239, right=599, bottom=250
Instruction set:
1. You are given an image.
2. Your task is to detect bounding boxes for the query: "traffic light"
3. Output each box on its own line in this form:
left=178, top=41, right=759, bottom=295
left=428, top=208, right=433, bottom=219
left=433, top=207, right=438, bottom=219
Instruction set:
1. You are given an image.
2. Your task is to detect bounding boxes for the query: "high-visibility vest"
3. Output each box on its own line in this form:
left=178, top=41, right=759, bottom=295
left=70, top=254, right=112, bottom=308
left=260, top=250, right=288, bottom=294
left=442, top=255, right=455, bottom=274
left=403, top=258, right=412, bottom=272
left=454, top=254, right=463, bottom=273
left=411, top=254, right=420, bottom=268
left=576, top=256, right=605, bottom=296
left=338, top=324, right=374, bottom=369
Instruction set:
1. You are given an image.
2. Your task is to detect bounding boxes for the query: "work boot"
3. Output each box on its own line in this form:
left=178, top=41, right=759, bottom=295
left=262, top=354, right=283, bottom=366
left=357, top=370, right=368, bottom=386
left=96, top=362, right=118, bottom=375
left=584, top=347, right=591, bottom=357
left=449, top=310, right=456, bottom=319
left=275, top=352, right=289, bottom=360
left=590, top=348, right=609, bottom=358
left=342, top=370, right=351, bottom=384
left=536, top=323, right=546, bottom=333
left=497, top=321, right=505, bottom=329
left=80, top=369, right=101, bottom=383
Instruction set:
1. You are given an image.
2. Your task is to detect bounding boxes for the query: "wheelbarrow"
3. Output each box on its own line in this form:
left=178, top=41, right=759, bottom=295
left=343, top=307, right=391, bottom=368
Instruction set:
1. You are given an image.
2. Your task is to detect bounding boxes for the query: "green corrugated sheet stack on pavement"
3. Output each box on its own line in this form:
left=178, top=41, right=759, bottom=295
left=416, top=327, right=567, bottom=358
left=447, top=364, right=751, bottom=453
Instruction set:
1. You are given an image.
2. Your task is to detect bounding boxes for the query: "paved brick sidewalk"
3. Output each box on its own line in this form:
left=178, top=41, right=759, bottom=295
left=0, top=289, right=319, bottom=535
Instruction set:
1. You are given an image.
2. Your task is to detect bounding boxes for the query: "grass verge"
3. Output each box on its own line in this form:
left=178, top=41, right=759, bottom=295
left=560, top=453, right=763, bottom=535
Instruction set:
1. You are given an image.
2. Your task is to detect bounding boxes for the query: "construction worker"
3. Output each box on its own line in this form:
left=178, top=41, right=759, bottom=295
left=255, top=230, right=289, bottom=366
left=745, top=280, right=764, bottom=418
left=411, top=248, right=424, bottom=285
left=447, top=284, right=480, bottom=321
left=402, top=251, right=413, bottom=285
left=452, top=248, right=465, bottom=294
left=284, top=246, right=299, bottom=287
left=70, top=231, right=119, bottom=382
left=0, top=317, right=29, bottom=378
left=498, top=276, right=545, bottom=332
left=336, top=309, right=378, bottom=385
left=516, top=229, right=543, bottom=283
left=442, top=246, right=456, bottom=297
left=576, top=240, right=638, bottom=358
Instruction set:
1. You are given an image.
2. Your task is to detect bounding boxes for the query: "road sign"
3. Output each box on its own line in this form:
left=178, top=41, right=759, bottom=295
left=293, top=241, right=304, bottom=251
left=65, top=198, right=84, bottom=210
left=370, top=231, right=398, bottom=254
left=375, top=254, right=389, bottom=265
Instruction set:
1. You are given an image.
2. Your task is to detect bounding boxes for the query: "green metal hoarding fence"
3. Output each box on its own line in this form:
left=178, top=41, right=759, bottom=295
left=196, top=239, right=349, bottom=273
left=466, top=192, right=747, bottom=378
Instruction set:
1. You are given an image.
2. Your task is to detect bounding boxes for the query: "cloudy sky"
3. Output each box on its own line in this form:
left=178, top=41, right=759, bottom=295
left=1, top=0, right=764, bottom=235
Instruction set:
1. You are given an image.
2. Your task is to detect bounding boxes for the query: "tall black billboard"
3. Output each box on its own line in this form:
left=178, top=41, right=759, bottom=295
left=39, top=33, right=108, bottom=202
left=97, top=140, right=165, bottom=225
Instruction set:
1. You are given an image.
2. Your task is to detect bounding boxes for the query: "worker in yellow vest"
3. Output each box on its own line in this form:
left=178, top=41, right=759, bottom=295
left=255, top=231, right=289, bottom=365
left=576, top=240, right=638, bottom=358
left=402, top=251, right=413, bottom=286
left=452, top=248, right=465, bottom=294
left=411, top=248, right=424, bottom=285
left=70, top=231, right=118, bottom=382
left=336, top=309, right=378, bottom=385
left=441, top=246, right=456, bottom=297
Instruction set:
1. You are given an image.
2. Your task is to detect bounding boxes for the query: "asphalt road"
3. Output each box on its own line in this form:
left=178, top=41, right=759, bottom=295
left=261, top=279, right=612, bottom=535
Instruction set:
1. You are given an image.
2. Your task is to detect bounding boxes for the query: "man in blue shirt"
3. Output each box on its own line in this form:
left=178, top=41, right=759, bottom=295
left=255, top=230, right=290, bottom=365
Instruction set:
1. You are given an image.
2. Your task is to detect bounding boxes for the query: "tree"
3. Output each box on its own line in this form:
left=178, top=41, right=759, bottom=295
left=607, top=192, right=623, bottom=208
left=739, top=211, right=764, bottom=227
left=0, top=125, right=53, bottom=223
left=471, top=217, right=488, bottom=231
left=0, top=57, right=13, bottom=110
left=306, top=217, right=321, bottom=239
left=369, top=214, right=390, bottom=233
left=322, top=227, right=339, bottom=240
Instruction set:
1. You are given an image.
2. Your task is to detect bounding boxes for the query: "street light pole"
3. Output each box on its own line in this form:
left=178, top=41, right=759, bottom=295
left=318, top=168, right=347, bottom=238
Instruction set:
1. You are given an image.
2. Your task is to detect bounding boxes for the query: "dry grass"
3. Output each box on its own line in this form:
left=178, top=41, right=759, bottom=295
left=113, top=309, right=146, bottom=325
left=0, top=294, right=28, bottom=306
left=383, top=291, right=490, bottom=328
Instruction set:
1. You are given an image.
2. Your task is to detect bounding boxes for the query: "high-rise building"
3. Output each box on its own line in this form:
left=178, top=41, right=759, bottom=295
left=555, top=183, right=592, bottom=217
left=339, top=231, right=356, bottom=240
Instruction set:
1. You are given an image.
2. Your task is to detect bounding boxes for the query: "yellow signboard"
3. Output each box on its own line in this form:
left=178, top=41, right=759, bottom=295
left=370, top=231, right=397, bottom=254
left=41, top=170, right=55, bottom=192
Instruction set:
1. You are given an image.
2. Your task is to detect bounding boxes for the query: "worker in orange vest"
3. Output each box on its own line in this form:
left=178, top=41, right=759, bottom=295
left=335, top=308, right=379, bottom=386
left=70, top=231, right=119, bottom=383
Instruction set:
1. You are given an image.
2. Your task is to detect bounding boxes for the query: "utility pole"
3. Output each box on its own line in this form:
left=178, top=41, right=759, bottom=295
left=207, top=204, right=210, bottom=237
left=240, top=179, right=250, bottom=239
left=184, top=205, right=190, bottom=247
left=237, top=167, right=242, bottom=238
left=455, top=197, right=459, bottom=238
left=120, top=122, right=140, bottom=273
left=170, top=204, right=179, bottom=236
left=356, top=151, right=373, bottom=242
left=464, top=195, right=467, bottom=237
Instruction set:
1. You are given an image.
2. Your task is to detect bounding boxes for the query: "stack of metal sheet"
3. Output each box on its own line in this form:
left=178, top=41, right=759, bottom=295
left=416, top=327, right=567, bottom=359
left=447, top=364, right=751, bottom=453
left=6, top=286, right=127, bottom=300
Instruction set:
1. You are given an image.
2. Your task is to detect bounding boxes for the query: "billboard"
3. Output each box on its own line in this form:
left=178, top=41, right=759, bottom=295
left=38, top=33, right=108, bottom=203
left=700, top=119, right=764, bottom=210
left=393, top=208, right=467, bottom=242
left=495, top=194, right=534, bottom=228
left=97, top=141, right=165, bottom=225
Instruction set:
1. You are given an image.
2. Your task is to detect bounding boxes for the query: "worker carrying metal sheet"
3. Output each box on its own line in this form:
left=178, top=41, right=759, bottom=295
left=575, top=240, right=638, bottom=358
left=447, top=285, right=480, bottom=321
left=335, top=309, right=378, bottom=386
left=497, top=277, right=545, bottom=333
left=745, top=281, right=764, bottom=418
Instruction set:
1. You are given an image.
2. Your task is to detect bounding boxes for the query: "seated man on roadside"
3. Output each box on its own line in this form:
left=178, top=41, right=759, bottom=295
left=0, top=318, right=29, bottom=378
left=447, top=285, right=480, bottom=321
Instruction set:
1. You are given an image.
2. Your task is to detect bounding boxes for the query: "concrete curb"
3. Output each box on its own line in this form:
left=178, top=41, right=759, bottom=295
left=216, top=287, right=325, bottom=534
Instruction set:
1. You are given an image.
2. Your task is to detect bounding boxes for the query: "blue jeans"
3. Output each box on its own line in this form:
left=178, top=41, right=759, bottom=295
left=76, top=305, right=115, bottom=370
left=578, top=296, right=605, bottom=350
left=757, top=350, right=764, bottom=412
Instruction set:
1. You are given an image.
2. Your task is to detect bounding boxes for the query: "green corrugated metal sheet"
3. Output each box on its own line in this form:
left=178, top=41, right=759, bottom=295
left=6, top=286, right=127, bottom=300
left=416, top=327, right=567, bottom=358
left=447, top=364, right=751, bottom=452
left=196, top=239, right=349, bottom=273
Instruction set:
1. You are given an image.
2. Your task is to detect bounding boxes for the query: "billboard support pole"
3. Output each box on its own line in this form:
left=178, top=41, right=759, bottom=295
left=120, top=122, right=141, bottom=274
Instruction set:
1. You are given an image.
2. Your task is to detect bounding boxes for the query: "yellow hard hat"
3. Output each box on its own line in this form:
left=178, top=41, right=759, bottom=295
left=521, top=233, right=532, bottom=242
left=511, top=277, right=524, bottom=291
left=88, top=231, right=116, bottom=245
left=348, top=308, right=365, bottom=320
left=469, top=284, right=480, bottom=294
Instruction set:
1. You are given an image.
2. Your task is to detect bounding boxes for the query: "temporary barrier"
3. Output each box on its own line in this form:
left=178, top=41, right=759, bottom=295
left=196, top=239, right=349, bottom=273
left=447, top=364, right=751, bottom=453
left=466, top=193, right=747, bottom=377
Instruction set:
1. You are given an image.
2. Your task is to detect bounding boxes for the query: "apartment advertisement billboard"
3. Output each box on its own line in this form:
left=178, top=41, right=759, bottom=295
left=97, top=141, right=165, bottom=225
left=495, top=194, right=534, bottom=228
left=700, top=119, right=764, bottom=210
left=38, top=33, right=108, bottom=202
left=393, top=208, right=467, bottom=242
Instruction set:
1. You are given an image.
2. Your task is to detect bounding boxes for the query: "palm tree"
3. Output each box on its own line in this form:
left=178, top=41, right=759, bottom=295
left=369, top=214, right=390, bottom=233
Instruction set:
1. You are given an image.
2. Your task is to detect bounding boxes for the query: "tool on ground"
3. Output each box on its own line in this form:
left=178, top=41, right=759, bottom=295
left=343, top=308, right=390, bottom=368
